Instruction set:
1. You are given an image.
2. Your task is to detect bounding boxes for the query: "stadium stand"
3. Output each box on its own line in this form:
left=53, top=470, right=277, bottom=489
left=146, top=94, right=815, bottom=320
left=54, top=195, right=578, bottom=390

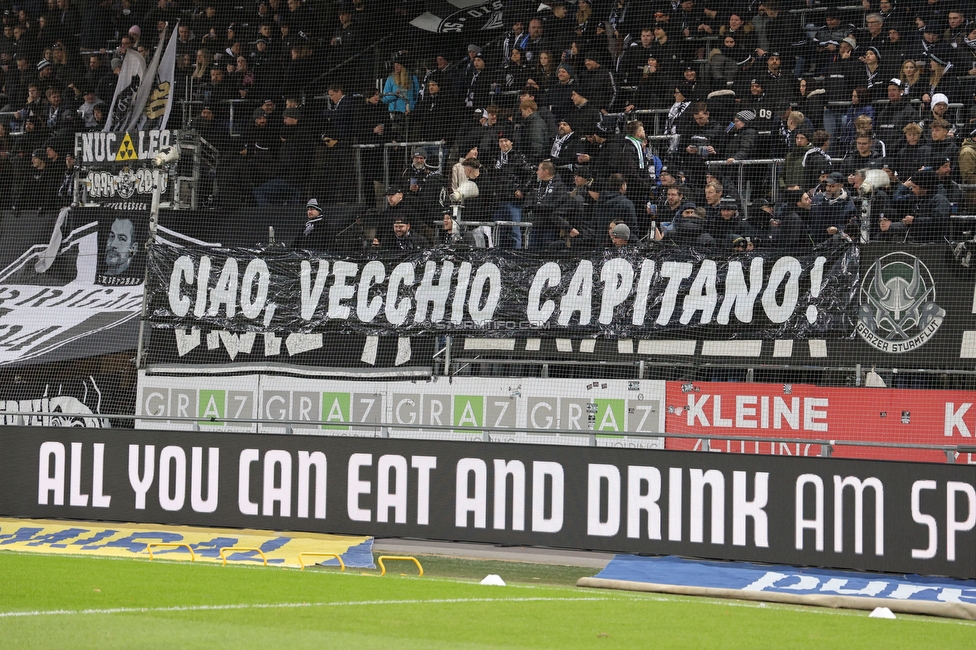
left=3, top=0, right=976, bottom=419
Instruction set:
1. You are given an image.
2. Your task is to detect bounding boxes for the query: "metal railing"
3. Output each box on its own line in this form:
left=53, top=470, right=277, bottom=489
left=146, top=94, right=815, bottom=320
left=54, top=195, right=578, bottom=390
left=306, top=33, right=396, bottom=98
left=706, top=158, right=784, bottom=215
left=351, top=140, right=448, bottom=202
left=3, top=409, right=974, bottom=463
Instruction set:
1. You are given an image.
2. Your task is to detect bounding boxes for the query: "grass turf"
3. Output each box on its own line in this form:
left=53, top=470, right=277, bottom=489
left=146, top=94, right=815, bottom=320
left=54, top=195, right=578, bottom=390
left=0, top=551, right=970, bottom=649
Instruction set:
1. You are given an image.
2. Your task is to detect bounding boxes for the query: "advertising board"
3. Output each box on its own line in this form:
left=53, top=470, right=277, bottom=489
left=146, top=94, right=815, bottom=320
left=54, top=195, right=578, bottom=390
left=5, top=427, right=975, bottom=578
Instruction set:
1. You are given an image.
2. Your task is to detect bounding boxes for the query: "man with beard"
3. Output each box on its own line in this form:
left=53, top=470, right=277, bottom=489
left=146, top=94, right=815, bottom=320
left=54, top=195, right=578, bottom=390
left=548, top=119, right=588, bottom=182
left=657, top=184, right=687, bottom=222
left=103, top=218, right=139, bottom=276
left=398, top=148, right=442, bottom=217
left=610, top=120, right=651, bottom=213
left=367, top=186, right=420, bottom=245
left=373, top=216, right=430, bottom=251
left=759, top=53, right=788, bottom=105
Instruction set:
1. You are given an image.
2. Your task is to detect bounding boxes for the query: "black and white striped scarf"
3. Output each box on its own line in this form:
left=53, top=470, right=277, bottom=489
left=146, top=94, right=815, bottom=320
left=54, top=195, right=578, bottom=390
left=551, top=131, right=573, bottom=158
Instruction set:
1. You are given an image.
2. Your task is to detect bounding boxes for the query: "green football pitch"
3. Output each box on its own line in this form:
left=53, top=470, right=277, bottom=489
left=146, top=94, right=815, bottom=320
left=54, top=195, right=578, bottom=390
left=0, top=551, right=971, bottom=649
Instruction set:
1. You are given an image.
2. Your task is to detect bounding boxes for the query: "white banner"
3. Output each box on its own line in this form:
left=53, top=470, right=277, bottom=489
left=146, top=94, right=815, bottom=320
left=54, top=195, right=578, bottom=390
left=124, top=27, right=167, bottom=133
left=104, top=50, right=147, bottom=132
left=136, top=374, right=665, bottom=446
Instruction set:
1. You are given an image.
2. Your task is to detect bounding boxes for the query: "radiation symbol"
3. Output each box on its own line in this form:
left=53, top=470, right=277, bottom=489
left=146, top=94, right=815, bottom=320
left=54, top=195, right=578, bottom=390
left=115, top=133, right=138, bottom=161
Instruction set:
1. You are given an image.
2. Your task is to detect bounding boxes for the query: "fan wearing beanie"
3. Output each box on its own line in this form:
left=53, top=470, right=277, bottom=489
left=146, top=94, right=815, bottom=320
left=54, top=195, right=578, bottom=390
left=610, top=222, right=630, bottom=247
left=724, top=110, right=758, bottom=163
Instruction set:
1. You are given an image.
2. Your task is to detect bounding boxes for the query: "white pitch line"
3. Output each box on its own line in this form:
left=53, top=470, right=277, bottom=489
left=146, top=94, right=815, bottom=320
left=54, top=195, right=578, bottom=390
left=0, top=597, right=612, bottom=619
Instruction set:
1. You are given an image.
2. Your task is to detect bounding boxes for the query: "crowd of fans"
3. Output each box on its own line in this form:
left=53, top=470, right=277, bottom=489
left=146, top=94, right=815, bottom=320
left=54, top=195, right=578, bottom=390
left=2, top=0, right=976, bottom=253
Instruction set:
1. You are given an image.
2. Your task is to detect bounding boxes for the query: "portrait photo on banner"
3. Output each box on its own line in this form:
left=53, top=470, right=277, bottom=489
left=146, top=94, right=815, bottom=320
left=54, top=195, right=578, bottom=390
left=97, top=213, right=149, bottom=286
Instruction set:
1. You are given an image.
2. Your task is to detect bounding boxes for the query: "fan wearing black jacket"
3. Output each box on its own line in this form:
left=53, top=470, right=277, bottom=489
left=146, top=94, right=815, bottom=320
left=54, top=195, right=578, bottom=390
left=875, top=79, right=919, bottom=153
left=548, top=119, right=589, bottom=183
left=890, top=123, right=931, bottom=180
left=524, top=161, right=575, bottom=251
left=414, top=72, right=459, bottom=144
left=680, top=101, right=725, bottom=186
left=488, top=134, right=533, bottom=249
left=723, top=110, right=759, bottom=163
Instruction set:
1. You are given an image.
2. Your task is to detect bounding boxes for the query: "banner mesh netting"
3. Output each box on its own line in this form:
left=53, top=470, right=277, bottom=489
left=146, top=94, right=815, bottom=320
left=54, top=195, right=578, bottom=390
left=2, top=1, right=976, bottom=461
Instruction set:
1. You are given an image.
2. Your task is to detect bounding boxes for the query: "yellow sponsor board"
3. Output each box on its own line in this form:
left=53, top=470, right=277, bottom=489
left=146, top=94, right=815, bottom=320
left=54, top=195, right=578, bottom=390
left=0, top=518, right=373, bottom=569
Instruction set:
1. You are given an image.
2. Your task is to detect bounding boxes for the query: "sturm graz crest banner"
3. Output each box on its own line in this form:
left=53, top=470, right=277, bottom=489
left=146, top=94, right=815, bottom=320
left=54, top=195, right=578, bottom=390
left=844, top=243, right=976, bottom=369
left=410, top=0, right=505, bottom=33
left=145, top=244, right=857, bottom=339
left=857, top=251, right=946, bottom=354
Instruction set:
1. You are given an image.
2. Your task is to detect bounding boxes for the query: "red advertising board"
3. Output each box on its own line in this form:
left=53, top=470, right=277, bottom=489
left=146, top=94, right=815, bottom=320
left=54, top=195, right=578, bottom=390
left=664, top=382, right=976, bottom=463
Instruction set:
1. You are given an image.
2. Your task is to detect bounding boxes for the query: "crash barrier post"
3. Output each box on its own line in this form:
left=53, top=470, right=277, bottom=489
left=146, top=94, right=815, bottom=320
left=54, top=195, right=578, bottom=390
left=377, top=556, right=424, bottom=577
left=147, top=543, right=196, bottom=562
left=351, top=140, right=448, bottom=203
left=453, top=220, right=533, bottom=249
left=706, top=158, right=785, bottom=218
left=220, top=547, right=268, bottom=566
left=298, top=552, right=346, bottom=571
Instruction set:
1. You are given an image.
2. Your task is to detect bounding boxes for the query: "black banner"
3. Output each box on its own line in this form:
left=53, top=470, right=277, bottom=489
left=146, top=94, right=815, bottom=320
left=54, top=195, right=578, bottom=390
left=0, top=373, right=122, bottom=427
left=408, top=243, right=976, bottom=373
left=146, top=245, right=856, bottom=339
left=0, top=209, right=148, bottom=366
left=3, top=427, right=975, bottom=578
left=846, top=243, right=974, bottom=369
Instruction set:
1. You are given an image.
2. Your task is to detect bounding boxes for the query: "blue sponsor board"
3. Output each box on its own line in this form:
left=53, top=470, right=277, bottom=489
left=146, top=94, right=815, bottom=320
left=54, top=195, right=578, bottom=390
left=595, top=555, right=976, bottom=605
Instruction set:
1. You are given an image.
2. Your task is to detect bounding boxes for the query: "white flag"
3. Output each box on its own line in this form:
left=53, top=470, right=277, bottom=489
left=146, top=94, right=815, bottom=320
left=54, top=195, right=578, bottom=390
left=104, top=49, right=147, bottom=132
left=124, top=27, right=169, bottom=133
left=136, top=24, right=180, bottom=132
